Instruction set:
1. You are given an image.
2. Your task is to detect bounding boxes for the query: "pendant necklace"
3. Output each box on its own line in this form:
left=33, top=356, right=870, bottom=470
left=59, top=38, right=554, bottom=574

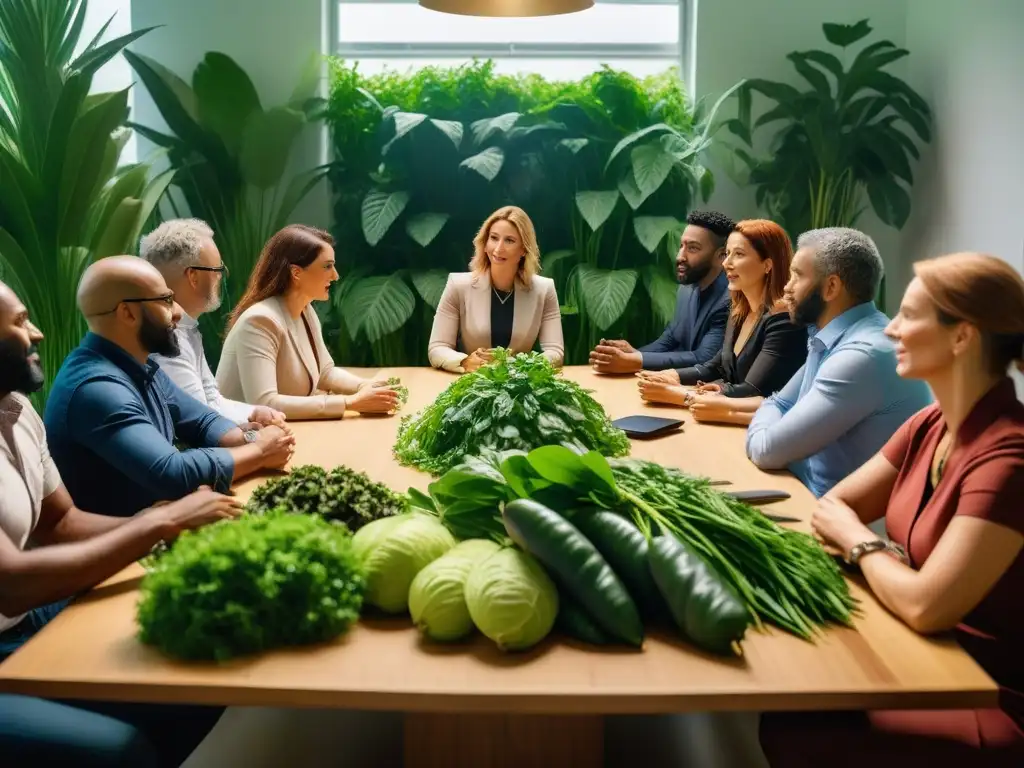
left=493, top=287, right=513, bottom=305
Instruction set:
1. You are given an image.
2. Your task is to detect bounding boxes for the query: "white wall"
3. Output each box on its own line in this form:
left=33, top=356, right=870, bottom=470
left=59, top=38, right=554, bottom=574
left=902, top=0, right=1024, bottom=274
left=693, top=0, right=909, bottom=309
left=901, top=0, right=1024, bottom=396
left=129, top=0, right=330, bottom=227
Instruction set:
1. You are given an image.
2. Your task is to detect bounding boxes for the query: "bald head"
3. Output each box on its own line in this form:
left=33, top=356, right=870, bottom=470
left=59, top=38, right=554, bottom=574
left=77, top=256, right=170, bottom=319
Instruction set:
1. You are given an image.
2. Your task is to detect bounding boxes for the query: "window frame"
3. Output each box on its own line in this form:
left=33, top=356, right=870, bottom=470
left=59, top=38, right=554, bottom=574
left=330, top=0, right=693, bottom=82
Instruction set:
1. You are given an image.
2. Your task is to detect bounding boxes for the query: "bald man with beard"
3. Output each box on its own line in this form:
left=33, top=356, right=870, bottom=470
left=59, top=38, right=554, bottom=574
left=43, top=256, right=296, bottom=517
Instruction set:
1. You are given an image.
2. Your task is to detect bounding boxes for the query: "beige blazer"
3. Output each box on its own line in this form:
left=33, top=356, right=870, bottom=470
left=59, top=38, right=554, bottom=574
left=427, top=272, right=564, bottom=372
left=216, top=297, right=363, bottom=420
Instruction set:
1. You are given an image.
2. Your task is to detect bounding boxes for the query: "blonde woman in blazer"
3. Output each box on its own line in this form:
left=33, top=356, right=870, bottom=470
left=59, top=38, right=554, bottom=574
left=428, top=206, right=564, bottom=373
left=217, top=225, right=401, bottom=420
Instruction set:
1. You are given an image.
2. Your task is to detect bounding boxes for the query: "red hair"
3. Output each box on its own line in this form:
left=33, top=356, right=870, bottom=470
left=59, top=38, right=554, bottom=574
left=914, top=252, right=1024, bottom=374
left=729, top=219, right=792, bottom=321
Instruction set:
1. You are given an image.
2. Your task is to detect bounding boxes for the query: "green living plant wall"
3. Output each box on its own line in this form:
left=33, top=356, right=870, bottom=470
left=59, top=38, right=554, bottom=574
left=0, top=0, right=170, bottom=409
left=325, top=59, right=742, bottom=366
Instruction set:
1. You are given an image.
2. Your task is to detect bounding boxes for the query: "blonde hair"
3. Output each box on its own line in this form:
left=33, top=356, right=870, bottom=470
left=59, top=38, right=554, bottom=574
left=469, top=206, right=541, bottom=289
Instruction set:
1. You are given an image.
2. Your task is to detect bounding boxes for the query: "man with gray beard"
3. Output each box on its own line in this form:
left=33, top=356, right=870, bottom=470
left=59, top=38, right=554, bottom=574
left=140, top=219, right=284, bottom=427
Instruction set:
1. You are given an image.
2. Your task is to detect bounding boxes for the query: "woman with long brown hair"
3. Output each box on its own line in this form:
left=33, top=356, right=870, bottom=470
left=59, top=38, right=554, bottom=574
left=637, top=219, right=807, bottom=416
left=216, top=224, right=400, bottom=420
left=427, top=206, right=564, bottom=373
left=760, top=252, right=1024, bottom=765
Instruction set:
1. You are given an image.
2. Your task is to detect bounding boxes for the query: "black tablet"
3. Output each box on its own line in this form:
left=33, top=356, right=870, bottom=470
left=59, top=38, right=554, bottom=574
left=612, top=415, right=684, bottom=438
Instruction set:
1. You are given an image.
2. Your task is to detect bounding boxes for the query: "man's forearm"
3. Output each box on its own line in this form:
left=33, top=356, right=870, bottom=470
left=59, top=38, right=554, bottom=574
left=33, top=508, right=127, bottom=546
left=218, top=427, right=248, bottom=448
left=0, top=512, right=173, bottom=618
left=227, top=443, right=266, bottom=482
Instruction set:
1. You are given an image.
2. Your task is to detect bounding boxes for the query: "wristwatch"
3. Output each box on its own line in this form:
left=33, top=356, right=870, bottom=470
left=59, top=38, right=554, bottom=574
left=845, top=539, right=888, bottom=565
left=242, top=428, right=259, bottom=444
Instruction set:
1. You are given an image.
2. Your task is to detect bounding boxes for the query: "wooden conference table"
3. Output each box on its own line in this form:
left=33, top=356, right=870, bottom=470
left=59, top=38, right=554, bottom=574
left=0, top=367, right=998, bottom=767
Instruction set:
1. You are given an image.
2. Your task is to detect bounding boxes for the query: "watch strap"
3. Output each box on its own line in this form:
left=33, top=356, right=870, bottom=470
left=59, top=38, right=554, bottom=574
left=847, top=539, right=888, bottom=565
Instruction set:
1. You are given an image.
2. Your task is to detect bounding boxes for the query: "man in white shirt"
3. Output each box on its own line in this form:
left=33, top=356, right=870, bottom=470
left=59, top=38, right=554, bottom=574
left=139, top=219, right=285, bottom=426
left=0, top=279, right=238, bottom=764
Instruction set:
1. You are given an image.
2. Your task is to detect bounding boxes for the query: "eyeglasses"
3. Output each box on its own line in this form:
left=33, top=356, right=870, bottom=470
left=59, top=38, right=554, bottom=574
left=89, top=293, right=176, bottom=316
left=188, top=265, right=229, bottom=278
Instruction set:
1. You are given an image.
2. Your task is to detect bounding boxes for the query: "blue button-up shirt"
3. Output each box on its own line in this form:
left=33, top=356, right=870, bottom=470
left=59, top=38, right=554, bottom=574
left=43, top=333, right=237, bottom=517
left=745, top=303, right=932, bottom=497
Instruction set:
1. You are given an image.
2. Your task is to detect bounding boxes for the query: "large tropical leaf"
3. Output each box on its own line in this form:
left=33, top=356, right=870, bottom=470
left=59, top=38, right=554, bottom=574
left=193, top=52, right=263, bottom=156
left=382, top=111, right=428, bottom=154
left=470, top=112, right=520, bottom=145
left=574, top=190, right=619, bottom=232
left=605, top=123, right=678, bottom=171
left=430, top=118, right=463, bottom=149
left=644, top=266, right=679, bottom=325
left=238, top=106, right=304, bottom=189
left=122, top=50, right=203, bottom=139
left=406, top=212, right=449, bottom=247
left=630, top=143, right=675, bottom=198
left=822, top=19, right=872, bottom=48
left=341, top=273, right=417, bottom=343
left=576, top=265, right=637, bottom=331
left=865, top=174, right=911, bottom=228
left=460, top=146, right=504, bottom=181
left=410, top=269, right=449, bottom=309
left=361, top=189, right=410, bottom=246
left=93, top=197, right=143, bottom=258
left=617, top=169, right=646, bottom=211
left=633, top=216, right=681, bottom=254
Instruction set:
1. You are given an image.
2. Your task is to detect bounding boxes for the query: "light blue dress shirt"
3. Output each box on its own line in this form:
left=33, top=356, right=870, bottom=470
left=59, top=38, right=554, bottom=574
left=745, top=302, right=933, bottom=497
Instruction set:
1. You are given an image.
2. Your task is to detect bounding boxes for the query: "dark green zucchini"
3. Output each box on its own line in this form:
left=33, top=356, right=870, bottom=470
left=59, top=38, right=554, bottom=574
left=503, top=499, right=643, bottom=647
left=570, top=509, right=666, bottom=620
left=648, top=533, right=750, bottom=655
left=556, top=595, right=611, bottom=646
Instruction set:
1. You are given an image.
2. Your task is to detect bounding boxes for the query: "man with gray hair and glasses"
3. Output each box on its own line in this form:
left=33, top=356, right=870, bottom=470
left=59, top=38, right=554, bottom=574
left=140, top=219, right=285, bottom=428
left=746, top=227, right=932, bottom=497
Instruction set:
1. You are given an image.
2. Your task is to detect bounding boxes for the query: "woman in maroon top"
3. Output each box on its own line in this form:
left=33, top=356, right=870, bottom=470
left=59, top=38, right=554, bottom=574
left=760, top=252, right=1024, bottom=766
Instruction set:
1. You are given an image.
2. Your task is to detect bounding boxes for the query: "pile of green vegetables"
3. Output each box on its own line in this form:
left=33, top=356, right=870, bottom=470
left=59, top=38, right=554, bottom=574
left=410, top=446, right=856, bottom=652
left=351, top=512, right=558, bottom=651
left=386, top=376, right=409, bottom=408
left=393, top=350, right=630, bottom=476
left=136, top=512, right=366, bottom=661
left=246, top=464, right=408, bottom=532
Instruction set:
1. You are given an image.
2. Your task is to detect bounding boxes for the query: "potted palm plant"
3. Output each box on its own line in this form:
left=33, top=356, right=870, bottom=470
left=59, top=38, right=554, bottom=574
left=724, top=19, right=932, bottom=308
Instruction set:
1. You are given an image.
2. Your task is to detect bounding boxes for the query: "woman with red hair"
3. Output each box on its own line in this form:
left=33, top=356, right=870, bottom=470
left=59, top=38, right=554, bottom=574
left=760, top=252, right=1024, bottom=765
left=638, top=219, right=807, bottom=416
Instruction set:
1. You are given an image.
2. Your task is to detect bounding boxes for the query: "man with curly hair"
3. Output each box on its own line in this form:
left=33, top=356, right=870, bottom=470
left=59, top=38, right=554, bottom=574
left=589, top=209, right=733, bottom=374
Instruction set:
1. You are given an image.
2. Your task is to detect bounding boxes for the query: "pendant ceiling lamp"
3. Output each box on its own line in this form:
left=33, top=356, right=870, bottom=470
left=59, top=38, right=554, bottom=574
left=419, top=0, right=594, bottom=17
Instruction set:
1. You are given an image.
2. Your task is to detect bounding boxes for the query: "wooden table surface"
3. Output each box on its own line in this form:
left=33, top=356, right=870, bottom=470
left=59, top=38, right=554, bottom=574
left=0, top=367, right=998, bottom=715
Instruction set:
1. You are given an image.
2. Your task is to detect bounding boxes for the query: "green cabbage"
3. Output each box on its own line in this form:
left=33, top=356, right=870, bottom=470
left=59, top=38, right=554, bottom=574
left=409, top=539, right=501, bottom=641
left=465, top=547, right=558, bottom=651
left=352, top=513, right=456, bottom=613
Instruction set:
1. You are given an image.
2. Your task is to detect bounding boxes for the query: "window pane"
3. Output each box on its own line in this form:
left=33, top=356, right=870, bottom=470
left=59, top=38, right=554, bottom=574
left=347, top=57, right=679, bottom=80
left=339, top=3, right=678, bottom=45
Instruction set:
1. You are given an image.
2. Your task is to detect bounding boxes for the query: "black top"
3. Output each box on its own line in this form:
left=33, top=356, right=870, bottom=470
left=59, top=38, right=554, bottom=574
left=676, top=310, right=807, bottom=398
left=489, top=286, right=515, bottom=350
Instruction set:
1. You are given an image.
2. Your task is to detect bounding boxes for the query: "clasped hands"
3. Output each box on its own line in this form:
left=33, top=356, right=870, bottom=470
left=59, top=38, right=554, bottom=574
left=635, top=371, right=727, bottom=422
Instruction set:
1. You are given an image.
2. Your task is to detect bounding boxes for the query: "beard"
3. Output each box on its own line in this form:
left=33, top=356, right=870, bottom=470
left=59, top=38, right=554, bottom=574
left=0, top=337, right=44, bottom=394
left=139, top=308, right=180, bottom=357
left=204, top=280, right=223, bottom=313
left=792, top=285, right=827, bottom=328
left=678, top=259, right=713, bottom=286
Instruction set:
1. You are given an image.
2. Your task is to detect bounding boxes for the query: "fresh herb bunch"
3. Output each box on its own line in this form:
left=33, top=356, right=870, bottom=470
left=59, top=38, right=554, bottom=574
left=417, top=446, right=855, bottom=640
left=386, top=376, right=409, bottom=407
left=246, top=464, right=408, bottom=532
left=394, top=350, right=630, bottom=475
left=136, top=511, right=366, bottom=661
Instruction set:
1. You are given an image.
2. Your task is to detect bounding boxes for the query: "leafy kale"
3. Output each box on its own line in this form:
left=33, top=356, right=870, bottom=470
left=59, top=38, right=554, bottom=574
left=136, top=511, right=366, bottom=661
left=246, top=464, right=408, bottom=532
left=393, top=350, right=630, bottom=475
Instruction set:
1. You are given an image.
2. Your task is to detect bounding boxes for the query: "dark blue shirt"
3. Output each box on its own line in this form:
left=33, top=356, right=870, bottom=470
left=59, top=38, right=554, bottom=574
left=43, top=333, right=237, bottom=517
